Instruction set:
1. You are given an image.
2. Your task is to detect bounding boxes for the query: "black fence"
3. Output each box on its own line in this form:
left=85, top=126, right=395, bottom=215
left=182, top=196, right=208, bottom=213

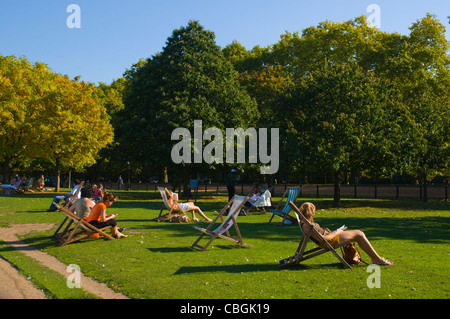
left=100, top=181, right=449, bottom=202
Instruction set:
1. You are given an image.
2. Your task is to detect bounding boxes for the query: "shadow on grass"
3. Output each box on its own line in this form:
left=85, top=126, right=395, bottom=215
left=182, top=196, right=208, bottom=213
left=173, top=261, right=347, bottom=275
left=129, top=212, right=450, bottom=245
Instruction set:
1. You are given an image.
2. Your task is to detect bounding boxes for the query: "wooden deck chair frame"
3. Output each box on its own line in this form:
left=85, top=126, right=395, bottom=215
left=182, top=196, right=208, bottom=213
left=156, top=187, right=191, bottom=222
left=268, top=187, right=300, bottom=225
left=53, top=203, right=114, bottom=246
left=192, top=195, right=253, bottom=251
left=53, top=181, right=85, bottom=237
left=64, top=181, right=84, bottom=208
left=279, top=201, right=352, bottom=269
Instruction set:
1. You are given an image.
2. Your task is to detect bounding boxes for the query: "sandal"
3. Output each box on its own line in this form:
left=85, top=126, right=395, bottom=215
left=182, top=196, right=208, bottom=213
left=374, top=258, right=395, bottom=266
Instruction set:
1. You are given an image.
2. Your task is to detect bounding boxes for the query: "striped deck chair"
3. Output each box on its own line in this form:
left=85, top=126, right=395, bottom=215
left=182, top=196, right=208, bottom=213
left=155, top=187, right=191, bottom=222
left=192, top=195, right=253, bottom=251
left=268, top=187, right=300, bottom=225
left=279, top=201, right=352, bottom=269
left=53, top=203, right=114, bottom=246
left=53, top=181, right=85, bottom=237
left=242, top=190, right=272, bottom=214
left=64, top=181, right=84, bottom=208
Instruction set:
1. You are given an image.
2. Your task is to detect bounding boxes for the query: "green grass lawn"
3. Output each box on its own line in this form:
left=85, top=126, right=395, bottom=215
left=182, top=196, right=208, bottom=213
left=0, top=190, right=448, bottom=299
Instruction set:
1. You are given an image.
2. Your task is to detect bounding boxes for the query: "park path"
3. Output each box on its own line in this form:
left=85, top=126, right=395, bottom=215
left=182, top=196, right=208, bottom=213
left=0, top=223, right=128, bottom=299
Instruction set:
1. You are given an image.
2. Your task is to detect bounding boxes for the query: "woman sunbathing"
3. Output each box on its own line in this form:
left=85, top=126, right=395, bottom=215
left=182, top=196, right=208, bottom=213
left=298, top=202, right=394, bottom=266
left=166, top=190, right=212, bottom=222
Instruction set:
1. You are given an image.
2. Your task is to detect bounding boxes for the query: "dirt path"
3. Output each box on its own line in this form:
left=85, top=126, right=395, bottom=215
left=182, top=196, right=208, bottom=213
left=0, top=224, right=128, bottom=299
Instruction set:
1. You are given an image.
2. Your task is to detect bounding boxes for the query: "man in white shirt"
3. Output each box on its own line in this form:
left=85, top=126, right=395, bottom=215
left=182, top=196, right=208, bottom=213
left=46, top=179, right=82, bottom=212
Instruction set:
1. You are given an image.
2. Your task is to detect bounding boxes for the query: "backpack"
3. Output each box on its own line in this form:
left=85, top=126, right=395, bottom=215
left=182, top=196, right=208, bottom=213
left=341, top=243, right=368, bottom=265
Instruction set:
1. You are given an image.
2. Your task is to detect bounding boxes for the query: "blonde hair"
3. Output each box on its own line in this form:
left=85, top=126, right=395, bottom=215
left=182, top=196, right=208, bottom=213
left=299, top=202, right=316, bottom=221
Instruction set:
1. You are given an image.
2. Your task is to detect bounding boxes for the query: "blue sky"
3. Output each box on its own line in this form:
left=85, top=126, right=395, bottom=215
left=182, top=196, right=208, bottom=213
left=1, top=0, right=449, bottom=84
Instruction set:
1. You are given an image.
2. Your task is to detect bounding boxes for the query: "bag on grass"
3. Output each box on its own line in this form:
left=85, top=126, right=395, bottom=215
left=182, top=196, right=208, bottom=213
left=341, top=243, right=368, bottom=265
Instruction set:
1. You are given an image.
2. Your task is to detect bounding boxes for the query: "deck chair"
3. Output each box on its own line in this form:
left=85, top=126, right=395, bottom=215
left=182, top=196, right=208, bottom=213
left=53, top=181, right=85, bottom=236
left=155, top=187, right=191, bottom=222
left=53, top=203, right=114, bottom=246
left=268, top=187, right=300, bottom=225
left=192, top=195, right=253, bottom=251
left=0, top=179, right=22, bottom=195
left=64, top=181, right=84, bottom=208
left=242, top=190, right=272, bottom=214
left=279, top=201, right=352, bottom=269
left=22, top=178, right=34, bottom=192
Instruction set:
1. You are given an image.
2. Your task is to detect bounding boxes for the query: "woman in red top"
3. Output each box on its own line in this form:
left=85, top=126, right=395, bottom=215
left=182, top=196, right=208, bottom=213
left=85, top=192, right=127, bottom=238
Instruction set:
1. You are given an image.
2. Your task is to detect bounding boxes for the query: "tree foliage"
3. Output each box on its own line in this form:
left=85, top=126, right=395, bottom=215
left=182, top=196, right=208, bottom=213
left=0, top=56, right=114, bottom=190
left=2, top=15, right=448, bottom=202
left=118, top=20, right=259, bottom=185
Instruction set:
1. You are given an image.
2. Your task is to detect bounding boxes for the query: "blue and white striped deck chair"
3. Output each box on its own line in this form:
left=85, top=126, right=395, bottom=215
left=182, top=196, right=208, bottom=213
left=268, top=187, right=300, bottom=225
left=243, top=190, right=272, bottom=214
left=192, top=195, right=253, bottom=250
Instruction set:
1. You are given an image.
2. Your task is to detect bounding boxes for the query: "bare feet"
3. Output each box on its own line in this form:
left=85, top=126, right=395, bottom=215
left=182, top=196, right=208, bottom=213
left=114, top=232, right=127, bottom=239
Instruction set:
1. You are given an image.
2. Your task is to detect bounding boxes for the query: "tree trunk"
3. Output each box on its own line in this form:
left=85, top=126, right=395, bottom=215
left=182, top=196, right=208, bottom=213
left=182, top=165, right=192, bottom=198
left=3, top=158, right=10, bottom=184
left=55, top=157, right=61, bottom=193
left=422, top=168, right=428, bottom=202
left=162, top=167, right=169, bottom=183
left=333, top=170, right=341, bottom=208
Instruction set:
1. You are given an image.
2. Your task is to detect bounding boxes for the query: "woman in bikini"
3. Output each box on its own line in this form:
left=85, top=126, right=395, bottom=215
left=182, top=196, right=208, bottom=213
left=298, top=202, right=394, bottom=266
left=166, top=190, right=212, bottom=222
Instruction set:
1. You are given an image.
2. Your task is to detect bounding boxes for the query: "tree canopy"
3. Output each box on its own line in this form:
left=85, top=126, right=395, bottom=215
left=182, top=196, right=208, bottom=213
left=116, top=20, right=259, bottom=185
left=1, top=15, right=448, bottom=204
left=0, top=55, right=114, bottom=190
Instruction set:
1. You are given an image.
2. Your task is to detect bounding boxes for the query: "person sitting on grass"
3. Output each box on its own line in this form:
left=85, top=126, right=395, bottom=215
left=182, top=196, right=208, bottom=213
left=298, top=202, right=394, bottom=266
left=85, top=192, right=127, bottom=238
left=0, top=175, right=22, bottom=195
left=92, top=184, right=104, bottom=203
left=166, top=189, right=212, bottom=222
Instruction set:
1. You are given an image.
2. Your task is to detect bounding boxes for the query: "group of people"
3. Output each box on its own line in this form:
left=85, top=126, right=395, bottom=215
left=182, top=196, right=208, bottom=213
left=43, top=172, right=394, bottom=266
left=0, top=174, right=46, bottom=194
left=46, top=179, right=127, bottom=239
left=227, top=169, right=394, bottom=266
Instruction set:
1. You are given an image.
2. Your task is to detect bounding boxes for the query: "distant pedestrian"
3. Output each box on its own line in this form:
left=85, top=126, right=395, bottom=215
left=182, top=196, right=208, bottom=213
left=117, top=175, right=124, bottom=190
left=226, top=169, right=238, bottom=201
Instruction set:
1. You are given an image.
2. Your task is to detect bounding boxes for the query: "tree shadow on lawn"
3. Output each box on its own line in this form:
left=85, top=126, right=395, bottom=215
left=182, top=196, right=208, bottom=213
left=110, top=200, right=228, bottom=215
left=172, top=261, right=347, bottom=275
left=304, top=198, right=449, bottom=212
left=115, top=197, right=449, bottom=213
left=125, top=213, right=450, bottom=246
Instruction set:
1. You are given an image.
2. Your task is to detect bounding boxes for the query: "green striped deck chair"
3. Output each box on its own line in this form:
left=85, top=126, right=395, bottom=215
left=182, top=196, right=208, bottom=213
left=268, top=187, right=300, bottom=225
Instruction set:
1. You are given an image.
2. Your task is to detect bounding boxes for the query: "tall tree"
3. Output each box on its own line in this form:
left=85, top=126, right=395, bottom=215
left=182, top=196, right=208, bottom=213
left=287, top=63, right=417, bottom=207
left=0, top=55, right=114, bottom=190
left=0, top=56, right=37, bottom=181
left=120, top=21, right=259, bottom=187
left=370, top=14, right=450, bottom=199
left=37, top=75, right=114, bottom=191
